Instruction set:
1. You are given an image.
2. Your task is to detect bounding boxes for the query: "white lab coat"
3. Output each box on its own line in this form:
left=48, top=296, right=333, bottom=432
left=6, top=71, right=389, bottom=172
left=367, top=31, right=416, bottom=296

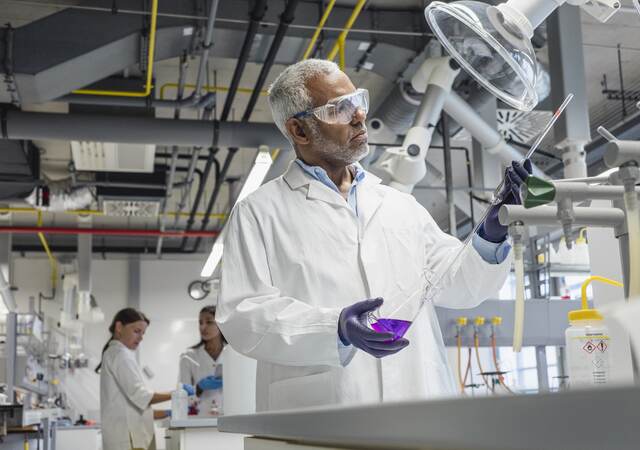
left=178, top=345, right=225, bottom=415
left=218, top=162, right=511, bottom=412
left=100, top=340, right=154, bottom=450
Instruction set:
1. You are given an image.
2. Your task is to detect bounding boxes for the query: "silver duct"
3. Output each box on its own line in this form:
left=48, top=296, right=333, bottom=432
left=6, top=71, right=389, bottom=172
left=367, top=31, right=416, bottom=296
left=25, top=182, right=94, bottom=212
left=370, top=82, right=421, bottom=136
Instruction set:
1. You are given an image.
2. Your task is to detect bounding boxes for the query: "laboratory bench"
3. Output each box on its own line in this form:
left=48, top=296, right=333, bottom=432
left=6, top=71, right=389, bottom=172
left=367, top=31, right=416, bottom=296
left=219, top=385, right=640, bottom=450
left=161, top=416, right=245, bottom=450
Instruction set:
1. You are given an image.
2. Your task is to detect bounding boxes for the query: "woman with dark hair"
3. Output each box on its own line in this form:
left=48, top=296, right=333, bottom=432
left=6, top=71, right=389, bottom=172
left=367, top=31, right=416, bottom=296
left=178, top=305, right=226, bottom=416
left=99, top=308, right=194, bottom=450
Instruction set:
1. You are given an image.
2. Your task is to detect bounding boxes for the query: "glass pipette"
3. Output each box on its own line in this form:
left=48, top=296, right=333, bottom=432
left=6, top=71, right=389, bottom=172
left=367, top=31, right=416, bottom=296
left=371, top=93, right=575, bottom=338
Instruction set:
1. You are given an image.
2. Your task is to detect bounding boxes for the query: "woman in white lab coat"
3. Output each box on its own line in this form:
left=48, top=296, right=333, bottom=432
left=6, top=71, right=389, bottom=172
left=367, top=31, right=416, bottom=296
left=97, top=308, right=192, bottom=450
left=179, top=305, right=226, bottom=416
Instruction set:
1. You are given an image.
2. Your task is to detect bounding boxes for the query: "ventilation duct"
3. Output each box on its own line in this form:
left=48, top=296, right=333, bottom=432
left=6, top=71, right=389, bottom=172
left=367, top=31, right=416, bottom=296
left=371, top=82, right=422, bottom=135
left=71, top=141, right=156, bottom=173
left=0, top=140, right=41, bottom=202
left=101, top=199, right=160, bottom=217
left=94, top=169, right=166, bottom=217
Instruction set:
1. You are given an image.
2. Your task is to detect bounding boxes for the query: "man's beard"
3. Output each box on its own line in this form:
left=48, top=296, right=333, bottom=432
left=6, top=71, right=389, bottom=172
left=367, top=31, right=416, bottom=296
left=308, top=121, right=369, bottom=166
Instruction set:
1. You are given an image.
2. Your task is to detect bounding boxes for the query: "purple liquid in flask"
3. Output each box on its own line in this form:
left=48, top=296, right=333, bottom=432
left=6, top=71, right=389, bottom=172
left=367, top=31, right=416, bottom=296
left=371, top=318, right=412, bottom=341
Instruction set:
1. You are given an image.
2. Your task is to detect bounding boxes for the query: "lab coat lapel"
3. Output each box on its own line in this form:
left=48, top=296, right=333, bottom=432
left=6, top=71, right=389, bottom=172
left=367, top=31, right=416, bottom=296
left=357, top=172, right=386, bottom=230
left=283, top=160, right=353, bottom=209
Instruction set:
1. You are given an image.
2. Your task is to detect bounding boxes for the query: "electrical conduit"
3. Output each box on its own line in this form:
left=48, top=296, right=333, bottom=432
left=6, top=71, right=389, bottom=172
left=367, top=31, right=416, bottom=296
left=302, top=0, right=336, bottom=60
left=73, top=0, right=158, bottom=97
left=326, top=0, right=366, bottom=61
left=36, top=211, right=58, bottom=294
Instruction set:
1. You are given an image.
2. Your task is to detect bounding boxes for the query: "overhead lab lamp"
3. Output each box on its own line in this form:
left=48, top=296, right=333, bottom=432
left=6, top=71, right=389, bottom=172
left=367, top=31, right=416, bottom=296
left=188, top=279, right=211, bottom=301
left=188, top=278, right=220, bottom=301
left=200, top=146, right=273, bottom=277
left=424, top=0, right=620, bottom=111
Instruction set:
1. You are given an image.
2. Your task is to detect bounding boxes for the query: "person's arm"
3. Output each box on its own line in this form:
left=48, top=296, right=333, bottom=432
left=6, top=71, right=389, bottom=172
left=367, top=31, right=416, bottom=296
left=178, top=353, right=193, bottom=386
left=110, top=351, right=155, bottom=411
left=217, top=202, right=343, bottom=367
left=149, top=392, right=172, bottom=404
left=153, top=410, right=170, bottom=420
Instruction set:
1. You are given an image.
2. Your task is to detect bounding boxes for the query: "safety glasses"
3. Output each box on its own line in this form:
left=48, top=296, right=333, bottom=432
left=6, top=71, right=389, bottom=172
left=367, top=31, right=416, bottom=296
left=292, top=88, right=369, bottom=124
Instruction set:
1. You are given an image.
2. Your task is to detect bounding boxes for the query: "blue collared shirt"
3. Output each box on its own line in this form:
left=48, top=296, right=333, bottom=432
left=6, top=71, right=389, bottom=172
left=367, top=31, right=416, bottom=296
left=295, top=158, right=510, bottom=264
left=295, top=159, right=365, bottom=215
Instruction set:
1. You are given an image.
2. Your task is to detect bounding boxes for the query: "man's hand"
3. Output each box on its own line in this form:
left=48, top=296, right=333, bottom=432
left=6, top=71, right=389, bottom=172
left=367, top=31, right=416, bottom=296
left=338, top=298, right=409, bottom=358
left=479, top=159, right=532, bottom=243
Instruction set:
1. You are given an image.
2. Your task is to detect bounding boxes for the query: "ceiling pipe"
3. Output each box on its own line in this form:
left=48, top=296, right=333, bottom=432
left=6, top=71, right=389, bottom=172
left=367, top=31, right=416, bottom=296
left=185, top=147, right=236, bottom=252
left=180, top=0, right=269, bottom=251
left=0, top=226, right=219, bottom=238
left=220, top=0, right=269, bottom=122
left=187, top=0, right=301, bottom=254
left=0, top=110, right=289, bottom=148
left=241, top=0, right=300, bottom=123
left=12, top=244, right=203, bottom=255
left=156, top=52, right=189, bottom=257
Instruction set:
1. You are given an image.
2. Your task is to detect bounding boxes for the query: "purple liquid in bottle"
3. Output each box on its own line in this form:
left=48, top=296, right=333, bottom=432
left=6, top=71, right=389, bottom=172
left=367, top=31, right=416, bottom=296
left=371, top=318, right=412, bottom=341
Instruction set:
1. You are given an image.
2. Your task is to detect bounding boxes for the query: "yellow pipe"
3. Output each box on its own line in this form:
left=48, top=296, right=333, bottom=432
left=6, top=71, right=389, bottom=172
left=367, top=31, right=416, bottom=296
left=338, top=36, right=346, bottom=70
left=302, top=0, right=336, bottom=60
left=159, top=83, right=268, bottom=101
left=0, top=208, right=226, bottom=219
left=326, top=0, right=366, bottom=61
left=36, top=211, right=58, bottom=291
left=72, top=0, right=158, bottom=97
left=581, top=276, right=623, bottom=310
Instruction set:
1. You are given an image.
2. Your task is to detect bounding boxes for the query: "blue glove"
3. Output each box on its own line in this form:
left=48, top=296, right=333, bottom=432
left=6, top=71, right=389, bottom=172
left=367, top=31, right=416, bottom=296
left=338, top=298, right=409, bottom=358
left=479, top=159, right=532, bottom=243
left=180, top=383, right=195, bottom=396
left=197, top=375, right=223, bottom=391
left=164, top=409, right=172, bottom=418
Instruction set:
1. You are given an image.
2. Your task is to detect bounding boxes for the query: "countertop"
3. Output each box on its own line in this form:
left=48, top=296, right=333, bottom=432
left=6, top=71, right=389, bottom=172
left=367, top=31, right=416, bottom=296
left=161, top=416, right=218, bottom=429
left=219, top=385, right=640, bottom=450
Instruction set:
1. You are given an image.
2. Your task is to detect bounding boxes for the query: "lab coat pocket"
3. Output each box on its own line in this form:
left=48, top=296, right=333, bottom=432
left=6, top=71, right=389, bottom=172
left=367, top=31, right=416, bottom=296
left=382, top=227, right=423, bottom=298
left=267, top=371, right=336, bottom=411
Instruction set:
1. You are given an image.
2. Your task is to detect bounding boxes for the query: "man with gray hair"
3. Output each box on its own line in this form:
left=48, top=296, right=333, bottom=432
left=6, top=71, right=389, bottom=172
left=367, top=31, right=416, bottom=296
left=217, top=59, right=530, bottom=411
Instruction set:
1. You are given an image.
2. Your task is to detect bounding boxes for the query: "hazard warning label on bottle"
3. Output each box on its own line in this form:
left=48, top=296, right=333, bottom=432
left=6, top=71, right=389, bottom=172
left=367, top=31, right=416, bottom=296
left=583, top=341, right=596, bottom=353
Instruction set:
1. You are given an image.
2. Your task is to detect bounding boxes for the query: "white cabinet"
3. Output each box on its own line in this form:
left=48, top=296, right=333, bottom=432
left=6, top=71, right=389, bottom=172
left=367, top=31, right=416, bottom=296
left=56, top=426, right=102, bottom=450
left=159, top=418, right=244, bottom=450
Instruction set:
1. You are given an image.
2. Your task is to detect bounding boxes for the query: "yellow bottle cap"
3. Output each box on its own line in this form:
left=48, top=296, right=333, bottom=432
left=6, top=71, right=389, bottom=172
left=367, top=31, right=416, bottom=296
left=568, top=308, right=604, bottom=322
left=456, top=317, right=468, bottom=327
left=474, top=316, right=485, bottom=326
left=491, top=316, right=502, bottom=326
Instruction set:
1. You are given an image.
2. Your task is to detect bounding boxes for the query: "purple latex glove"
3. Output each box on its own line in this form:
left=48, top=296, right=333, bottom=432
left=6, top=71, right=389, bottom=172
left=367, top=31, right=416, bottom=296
left=479, top=159, right=532, bottom=243
left=338, top=298, right=409, bottom=358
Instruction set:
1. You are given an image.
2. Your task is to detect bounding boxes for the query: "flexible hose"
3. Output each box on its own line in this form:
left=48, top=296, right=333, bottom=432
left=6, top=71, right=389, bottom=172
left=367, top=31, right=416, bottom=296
left=623, top=188, right=640, bottom=301
left=463, top=348, right=472, bottom=387
left=456, top=333, right=465, bottom=393
left=513, top=241, right=525, bottom=352
left=474, top=334, right=493, bottom=393
left=491, top=334, right=515, bottom=394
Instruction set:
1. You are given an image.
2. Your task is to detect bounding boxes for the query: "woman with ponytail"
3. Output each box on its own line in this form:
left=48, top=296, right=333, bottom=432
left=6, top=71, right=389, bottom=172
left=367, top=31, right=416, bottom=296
left=178, top=305, right=227, bottom=416
left=99, top=308, right=194, bottom=450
